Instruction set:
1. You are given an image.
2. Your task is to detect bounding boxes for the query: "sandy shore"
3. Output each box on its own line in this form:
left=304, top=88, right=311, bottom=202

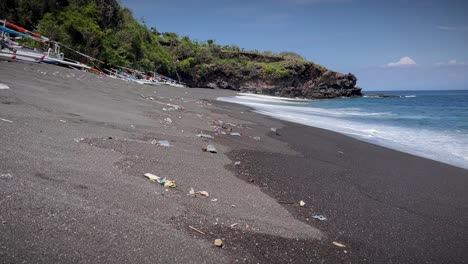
left=0, top=61, right=467, bottom=263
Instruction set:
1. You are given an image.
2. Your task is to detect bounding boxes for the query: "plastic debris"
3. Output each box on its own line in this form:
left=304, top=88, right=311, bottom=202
left=203, top=145, right=217, bottom=153
left=253, top=136, right=261, bottom=141
left=157, top=140, right=171, bottom=147
left=214, top=239, right=223, bottom=247
left=74, top=137, right=84, bottom=142
left=234, top=161, right=241, bottom=166
left=211, top=198, right=218, bottom=202
left=338, top=151, right=344, bottom=154
left=333, top=242, right=346, bottom=248
left=167, top=103, right=182, bottom=110
left=271, top=128, right=280, bottom=135
left=144, top=173, right=160, bottom=182
left=189, top=226, right=206, bottom=235
left=0, top=83, right=10, bottom=89
left=312, top=214, right=327, bottom=221
left=164, top=117, right=173, bottom=124
left=299, top=200, right=306, bottom=207
left=230, top=132, right=241, bottom=136
left=230, top=223, right=238, bottom=228
left=60, top=120, right=66, bottom=123
left=144, top=173, right=177, bottom=188
left=164, top=181, right=176, bottom=188
left=196, top=191, right=209, bottom=197
left=189, top=187, right=195, bottom=195
left=0, top=117, right=13, bottom=123
left=0, top=173, right=12, bottom=179
left=197, top=132, right=214, bottom=139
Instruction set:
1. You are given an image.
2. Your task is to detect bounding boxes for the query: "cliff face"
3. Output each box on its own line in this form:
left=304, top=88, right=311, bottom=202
left=183, top=59, right=362, bottom=99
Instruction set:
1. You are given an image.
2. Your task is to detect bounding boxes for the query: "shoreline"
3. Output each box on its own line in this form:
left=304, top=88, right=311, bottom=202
left=218, top=93, right=468, bottom=171
left=1, top=61, right=467, bottom=263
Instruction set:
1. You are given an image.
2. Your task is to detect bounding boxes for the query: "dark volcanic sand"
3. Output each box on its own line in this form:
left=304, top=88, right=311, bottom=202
left=1, top=61, right=467, bottom=263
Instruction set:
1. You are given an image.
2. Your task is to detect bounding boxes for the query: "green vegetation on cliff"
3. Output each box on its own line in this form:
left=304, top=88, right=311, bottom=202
left=0, top=0, right=327, bottom=85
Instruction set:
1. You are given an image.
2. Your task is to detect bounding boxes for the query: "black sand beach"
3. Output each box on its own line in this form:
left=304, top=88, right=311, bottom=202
left=1, top=61, right=467, bottom=263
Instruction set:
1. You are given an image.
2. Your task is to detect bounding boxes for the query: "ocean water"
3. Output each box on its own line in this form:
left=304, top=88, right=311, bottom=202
left=218, top=90, right=468, bottom=169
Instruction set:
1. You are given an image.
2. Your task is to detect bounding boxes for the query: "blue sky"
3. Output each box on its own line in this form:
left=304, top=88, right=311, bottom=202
left=122, top=0, right=468, bottom=90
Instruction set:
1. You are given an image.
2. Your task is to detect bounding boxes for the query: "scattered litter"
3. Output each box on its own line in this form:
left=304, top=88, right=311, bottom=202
left=167, top=103, right=182, bottom=110
left=312, top=214, right=327, bottom=221
left=333, top=242, right=346, bottom=248
left=211, top=198, right=218, bottom=202
left=163, top=180, right=177, bottom=188
left=299, top=200, right=306, bottom=207
left=0, top=83, right=10, bottom=89
left=230, top=132, right=241, bottom=136
left=144, top=173, right=160, bottom=182
left=59, top=120, right=66, bottom=123
left=226, top=123, right=237, bottom=127
left=157, top=140, right=171, bottom=147
left=253, top=136, right=261, bottom=141
left=74, top=137, right=84, bottom=142
left=108, top=136, right=113, bottom=140
left=164, top=117, right=173, bottom=124
left=197, top=132, right=214, bottom=139
left=196, top=191, right=209, bottom=197
left=0, top=117, right=13, bottom=123
left=189, top=226, right=206, bottom=235
left=189, top=188, right=209, bottom=197
left=248, top=179, right=254, bottom=183
left=338, top=151, right=344, bottom=154
left=214, top=239, right=223, bottom=247
left=162, top=108, right=167, bottom=111
left=130, top=125, right=135, bottom=128
left=144, top=173, right=177, bottom=188
left=271, top=128, right=279, bottom=135
left=234, top=161, right=241, bottom=166
left=230, top=223, right=238, bottom=228
left=203, top=145, right=217, bottom=153
left=0, top=173, right=12, bottom=179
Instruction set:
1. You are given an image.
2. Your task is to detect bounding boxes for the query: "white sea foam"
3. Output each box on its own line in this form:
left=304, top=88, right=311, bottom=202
left=0, top=83, right=10, bottom=90
left=405, top=95, right=416, bottom=98
left=218, top=93, right=468, bottom=169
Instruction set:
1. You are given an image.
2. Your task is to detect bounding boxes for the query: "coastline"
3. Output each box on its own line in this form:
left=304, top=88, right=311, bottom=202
left=1, top=61, right=467, bottom=263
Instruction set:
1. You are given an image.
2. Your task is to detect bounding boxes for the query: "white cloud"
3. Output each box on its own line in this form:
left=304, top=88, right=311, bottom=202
left=435, top=59, right=465, bottom=66
left=386, top=57, right=417, bottom=68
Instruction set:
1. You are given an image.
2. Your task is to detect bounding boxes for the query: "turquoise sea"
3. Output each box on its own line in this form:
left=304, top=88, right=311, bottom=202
left=219, top=90, right=468, bottom=169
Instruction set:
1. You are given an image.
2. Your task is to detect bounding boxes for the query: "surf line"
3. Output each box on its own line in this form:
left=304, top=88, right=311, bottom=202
left=0, top=117, right=13, bottom=123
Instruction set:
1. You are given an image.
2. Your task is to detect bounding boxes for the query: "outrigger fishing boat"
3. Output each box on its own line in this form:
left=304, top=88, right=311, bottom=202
left=0, top=19, right=91, bottom=69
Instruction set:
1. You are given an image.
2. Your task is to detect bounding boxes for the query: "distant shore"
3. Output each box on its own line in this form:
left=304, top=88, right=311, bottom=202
left=0, top=61, right=467, bottom=263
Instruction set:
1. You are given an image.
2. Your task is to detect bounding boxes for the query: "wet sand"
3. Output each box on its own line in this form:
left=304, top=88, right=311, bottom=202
left=0, top=61, right=467, bottom=263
